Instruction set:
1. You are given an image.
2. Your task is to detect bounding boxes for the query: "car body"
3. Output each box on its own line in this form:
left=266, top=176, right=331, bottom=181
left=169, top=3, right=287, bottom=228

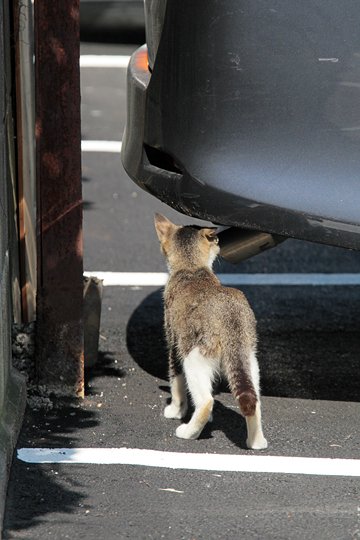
left=122, top=0, right=360, bottom=254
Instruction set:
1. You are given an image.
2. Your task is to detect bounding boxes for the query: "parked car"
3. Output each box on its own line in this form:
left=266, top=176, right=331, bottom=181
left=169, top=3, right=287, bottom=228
left=122, top=0, right=360, bottom=261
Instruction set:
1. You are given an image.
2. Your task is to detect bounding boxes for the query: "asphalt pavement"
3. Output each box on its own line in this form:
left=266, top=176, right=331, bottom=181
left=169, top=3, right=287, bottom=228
left=3, top=41, right=360, bottom=540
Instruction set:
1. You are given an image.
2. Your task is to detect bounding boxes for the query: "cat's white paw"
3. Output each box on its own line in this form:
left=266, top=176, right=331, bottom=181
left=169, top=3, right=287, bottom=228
left=246, top=435, right=268, bottom=450
left=164, top=403, right=184, bottom=419
left=175, top=423, right=199, bottom=440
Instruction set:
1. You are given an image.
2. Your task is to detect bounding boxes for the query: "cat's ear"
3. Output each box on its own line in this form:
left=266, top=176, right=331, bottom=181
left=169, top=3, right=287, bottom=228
left=154, top=213, right=176, bottom=242
left=201, top=228, right=219, bottom=243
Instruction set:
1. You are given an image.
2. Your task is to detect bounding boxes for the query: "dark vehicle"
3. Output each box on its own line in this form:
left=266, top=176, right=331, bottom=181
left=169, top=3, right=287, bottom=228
left=122, top=0, right=360, bottom=262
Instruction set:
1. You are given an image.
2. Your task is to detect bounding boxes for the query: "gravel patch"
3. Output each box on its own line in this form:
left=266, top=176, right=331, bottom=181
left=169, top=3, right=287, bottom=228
left=12, top=323, right=54, bottom=411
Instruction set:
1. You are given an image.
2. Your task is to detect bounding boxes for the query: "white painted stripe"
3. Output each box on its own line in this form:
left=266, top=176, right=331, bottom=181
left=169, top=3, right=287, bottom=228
left=80, top=55, right=130, bottom=68
left=84, top=271, right=168, bottom=287
left=17, top=448, right=360, bottom=477
left=84, top=271, right=360, bottom=287
left=81, top=140, right=122, bottom=153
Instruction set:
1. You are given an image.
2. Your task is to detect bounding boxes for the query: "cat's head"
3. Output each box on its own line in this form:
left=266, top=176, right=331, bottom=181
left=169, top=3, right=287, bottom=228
left=154, top=213, right=220, bottom=271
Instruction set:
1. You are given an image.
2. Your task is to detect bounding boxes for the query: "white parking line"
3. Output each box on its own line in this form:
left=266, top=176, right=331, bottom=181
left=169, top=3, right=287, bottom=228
left=17, top=448, right=360, bottom=477
left=84, top=271, right=360, bottom=287
left=81, top=140, right=122, bottom=153
left=80, top=55, right=130, bottom=68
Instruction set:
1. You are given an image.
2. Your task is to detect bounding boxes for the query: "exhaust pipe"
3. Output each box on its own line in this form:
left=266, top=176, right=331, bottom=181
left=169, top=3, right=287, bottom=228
left=217, top=227, right=286, bottom=264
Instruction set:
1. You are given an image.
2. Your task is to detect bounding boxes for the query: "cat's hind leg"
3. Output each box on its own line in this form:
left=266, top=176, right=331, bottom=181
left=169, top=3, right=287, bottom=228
left=246, top=401, right=267, bottom=450
left=244, top=350, right=267, bottom=450
left=164, top=345, right=188, bottom=419
left=175, top=347, right=217, bottom=440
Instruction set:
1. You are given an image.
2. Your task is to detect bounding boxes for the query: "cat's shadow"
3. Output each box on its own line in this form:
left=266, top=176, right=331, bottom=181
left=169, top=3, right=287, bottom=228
left=161, top=385, right=248, bottom=448
left=126, top=289, right=168, bottom=380
left=196, top=400, right=249, bottom=449
left=126, top=289, right=360, bottom=403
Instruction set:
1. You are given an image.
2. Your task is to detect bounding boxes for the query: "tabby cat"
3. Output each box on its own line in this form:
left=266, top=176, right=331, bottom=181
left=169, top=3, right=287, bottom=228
left=154, top=214, right=267, bottom=449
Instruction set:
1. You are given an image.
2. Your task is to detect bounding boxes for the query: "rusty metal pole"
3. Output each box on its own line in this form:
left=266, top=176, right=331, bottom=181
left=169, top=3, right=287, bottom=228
left=34, top=0, right=84, bottom=397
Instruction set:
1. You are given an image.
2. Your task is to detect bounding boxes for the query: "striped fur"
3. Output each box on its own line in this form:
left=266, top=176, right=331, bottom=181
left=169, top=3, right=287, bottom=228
left=154, top=214, right=267, bottom=450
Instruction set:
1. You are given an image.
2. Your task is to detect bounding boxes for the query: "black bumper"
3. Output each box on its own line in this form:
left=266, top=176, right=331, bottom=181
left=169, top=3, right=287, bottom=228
left=122, top=1, right=360, bottom=250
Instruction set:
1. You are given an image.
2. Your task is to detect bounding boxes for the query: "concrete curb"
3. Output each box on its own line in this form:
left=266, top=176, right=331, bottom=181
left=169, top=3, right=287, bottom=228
left=0, top=368, right=26, bottom=539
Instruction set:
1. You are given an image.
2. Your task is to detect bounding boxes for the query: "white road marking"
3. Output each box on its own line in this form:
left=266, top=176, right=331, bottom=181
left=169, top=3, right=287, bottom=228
left=83, top=271, right=360, bottom=287
left=159, top=488, right=184, bottom=494
left=81, top=140, right=122, bottom=153
left=17, top=448, right=360, bottom=477
left=84, top=271, right=168, bottom=287
left=80, top=55, right=130, bottom=68
left=340, top=126, right=360, bottom=132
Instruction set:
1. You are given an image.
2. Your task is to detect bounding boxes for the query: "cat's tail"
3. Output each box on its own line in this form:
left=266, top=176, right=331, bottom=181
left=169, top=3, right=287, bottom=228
left=223, top=346, right=259, bottom=417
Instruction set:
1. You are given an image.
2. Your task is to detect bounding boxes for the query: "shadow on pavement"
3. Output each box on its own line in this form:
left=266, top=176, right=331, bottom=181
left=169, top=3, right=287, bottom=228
left=85, top=351, right=125, bottom=395
left=127, top=288, right=360, bottom=403
left=3, top=404, right=97, bottom=537
left=126, top=289, right=168, bottom=382
left=4, top=351, right=124, bottom=537
left=80, top=28, right=145, bottom=45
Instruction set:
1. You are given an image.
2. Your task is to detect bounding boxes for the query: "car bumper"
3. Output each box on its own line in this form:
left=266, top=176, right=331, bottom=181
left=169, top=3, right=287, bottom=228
left=122, top=36, right=360, bottom=251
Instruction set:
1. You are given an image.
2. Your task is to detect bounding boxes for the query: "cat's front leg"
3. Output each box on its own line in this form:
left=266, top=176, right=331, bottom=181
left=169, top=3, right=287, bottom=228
left=164, top=373, right=188, bottom=419
left=164, top=323, right=188, bottom=420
